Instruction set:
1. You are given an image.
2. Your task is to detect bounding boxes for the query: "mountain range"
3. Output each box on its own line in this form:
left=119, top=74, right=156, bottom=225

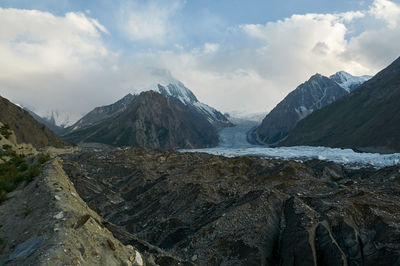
left=64, top=79, right=231, bottom=136
left=61, top=80, right=233, bottom=149
left=251, top=71, right=371, bottom=145
left=0, top=96, right=66, bottom=148
left=282, top=56, right=400, bottom=153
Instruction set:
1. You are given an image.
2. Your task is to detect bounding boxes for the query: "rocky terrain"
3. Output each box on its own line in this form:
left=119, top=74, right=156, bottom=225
left=62, top=148, right=400, bottom=266
left=283, top=56, right=400, bottom=153
left=0, top=96, right=67, bottom=148
left=252, top=72, right=369, bottom=145
left=0, top=121, right=190, bottom=266
left=63, top=91, right=220, bottom=149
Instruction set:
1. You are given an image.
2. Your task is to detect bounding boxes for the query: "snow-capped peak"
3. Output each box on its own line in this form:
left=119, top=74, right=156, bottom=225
left=133, top=80, right=198, bottom=105
left=330, top=71, right=371, bottom=93
left=133, top=79, right=231, bottom=128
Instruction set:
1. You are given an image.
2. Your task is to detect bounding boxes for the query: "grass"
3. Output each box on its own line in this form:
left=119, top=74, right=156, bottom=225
left=38, top=154, right=51, bottom=164
left=22, top=204, right=32, bottom=217
left=0, top=146, right=46, bottom=200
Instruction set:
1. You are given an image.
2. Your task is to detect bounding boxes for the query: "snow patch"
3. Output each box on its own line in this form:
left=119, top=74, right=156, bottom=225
left=330, top=71, right=371, bottom=92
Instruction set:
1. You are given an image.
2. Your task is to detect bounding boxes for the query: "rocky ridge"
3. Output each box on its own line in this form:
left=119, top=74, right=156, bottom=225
left=252, top=72, right=370, bottom=145
left=63, top=91, right=220, bottom=149
left=0, top=155, right=193, bottom=265
left=283, top=56, right=400, bottom=153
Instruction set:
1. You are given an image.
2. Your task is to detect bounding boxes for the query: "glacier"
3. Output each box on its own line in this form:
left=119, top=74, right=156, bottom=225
left=180, top=121, right=400, bottom=169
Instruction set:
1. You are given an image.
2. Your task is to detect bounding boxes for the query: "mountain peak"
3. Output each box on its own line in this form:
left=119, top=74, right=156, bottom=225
left=134, top=80, right=198, bottom=105
left=330, top=71, right=371, bottom=93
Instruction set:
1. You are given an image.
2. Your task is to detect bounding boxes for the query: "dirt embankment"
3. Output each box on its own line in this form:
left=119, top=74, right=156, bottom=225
left=0, top=158, right=145, bottom=266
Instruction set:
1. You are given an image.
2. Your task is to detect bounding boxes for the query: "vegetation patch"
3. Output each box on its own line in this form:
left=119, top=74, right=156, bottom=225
left=0, top=146, right=45, bottom=199
left=0, top=124, right=11, bottom=139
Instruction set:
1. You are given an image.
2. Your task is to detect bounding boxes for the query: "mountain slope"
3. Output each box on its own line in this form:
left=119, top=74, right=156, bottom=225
left=24, top=108, right=66, bottom=135
left=0, top=96, right=67, bottom=148
left=63, top=91, right=219, bottom=149
left=253, top=74, right=348, bottom=144
left=67, top=80, right=232, bottom=134
left=253, top=72, right=370, bottom=145
left=282, top=56, right=400, bottom=153
left=330, top=71, right=371, bottom=92
left=135, top=80, right=232, bottom=129
left=65, top=93, right=135, bottom=133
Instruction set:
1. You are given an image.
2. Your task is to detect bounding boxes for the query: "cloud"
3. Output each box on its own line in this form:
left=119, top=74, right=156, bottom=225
left=0, top=8, right=113, bottom=122
left=369, top=0, right=400, bottom=28
left=1, top=0, right=400, bottom=124
left=119, top=0, right=184, bottom=43
left=203, top=43, right=220, bottom=54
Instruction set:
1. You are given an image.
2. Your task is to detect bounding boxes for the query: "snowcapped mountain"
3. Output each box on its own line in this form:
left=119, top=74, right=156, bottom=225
left=63, top=91, right=222, bottom=149
left=252, top=71, right=370, bottom=145
left=330, top=71, right=371, bottom=92
left=42, top=110, right=74, bottom=128
left=65, top=79, right=232, bottom=135
left=24, top=108, right=66, bottom=135
left=134, top=80, right=232, bottom=128
left=283, top=56, right=400, bottom=153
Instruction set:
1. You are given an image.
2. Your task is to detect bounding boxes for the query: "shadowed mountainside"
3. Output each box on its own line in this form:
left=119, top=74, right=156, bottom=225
left=282, top=56, right=400, bottom=153
left=0, top=96, right=67, bottom=148
left=63, top=91, right=219, bottom=149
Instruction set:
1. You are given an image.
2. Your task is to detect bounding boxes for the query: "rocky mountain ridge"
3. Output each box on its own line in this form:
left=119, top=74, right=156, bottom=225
left=282, top=56, right=400, bottom=153
left=63, top=91, right=220, bottom=149
left=65, top=79, right=231, bottom=135
left=252, top=71, right=370, bottom=145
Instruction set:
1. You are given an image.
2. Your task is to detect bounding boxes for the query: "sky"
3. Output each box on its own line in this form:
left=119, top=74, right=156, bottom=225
left=0, top=0, right=399, bottom=125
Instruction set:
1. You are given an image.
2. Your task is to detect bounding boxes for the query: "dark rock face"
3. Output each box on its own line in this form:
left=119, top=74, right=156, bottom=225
left=139, top=82, right=232, bottom=130
left=63, top=91, right=219, bottom=149
left=65, top=81, right=232, bottom=136
left=283, top=56, right=400, bottom=153
left=64, top=93, right=135, bottom=134
left=62, top=149, right=400, bottom=266
left=254, top=74, right=348, bottom=144
left=0, top=96, right=67, bottom=148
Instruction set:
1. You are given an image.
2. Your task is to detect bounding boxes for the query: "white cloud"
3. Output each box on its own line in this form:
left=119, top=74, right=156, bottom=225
left=203, top=43, right=220, bottom=54
left=1, top=0, right=400, bottom=125
left=0, top=8, right=114, bottom=123
left=119, top=0, right=183, bottom=42
left=369, top=0, right=400, bottom=28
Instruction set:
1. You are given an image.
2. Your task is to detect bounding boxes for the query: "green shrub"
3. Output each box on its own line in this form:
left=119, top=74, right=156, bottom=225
left=0, top=153, right=42, bottom=201
left=0, top=124, right=11, bottom=139
left=2, top=144, right=11, bottom=151
left=38, top=154, right=51, bottom=164
left=0, top=236, right=4, bottom=245
left=18, top=162, right=28, bottom=172
left=26, top=165, right=40, bottom=181
left=0, top=190, right=7, bottom=203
